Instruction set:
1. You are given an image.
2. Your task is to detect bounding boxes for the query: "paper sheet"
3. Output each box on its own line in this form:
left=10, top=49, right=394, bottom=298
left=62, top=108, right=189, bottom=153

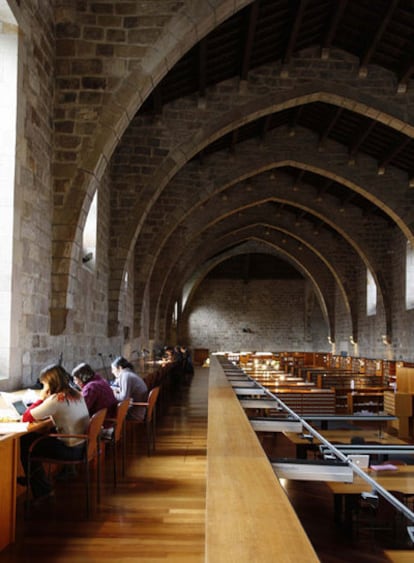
left=0, top=421, right=29, bottom=434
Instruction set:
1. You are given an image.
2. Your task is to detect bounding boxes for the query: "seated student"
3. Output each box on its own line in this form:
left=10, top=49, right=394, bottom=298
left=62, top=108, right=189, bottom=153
left=72, top=362, right=117, bottom=419
left=180, top=345, right=194, bottom=385
left=20, top=363, right=90, bottom=502
left=161, top=346, right=175, bottom=365
left=111, top=356, right=148, bottom=421
left=162, top=345, right=185, bottom=392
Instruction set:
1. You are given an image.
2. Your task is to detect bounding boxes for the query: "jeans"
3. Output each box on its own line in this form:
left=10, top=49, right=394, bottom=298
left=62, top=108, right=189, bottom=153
left=20, top=432, right=85, bottom=499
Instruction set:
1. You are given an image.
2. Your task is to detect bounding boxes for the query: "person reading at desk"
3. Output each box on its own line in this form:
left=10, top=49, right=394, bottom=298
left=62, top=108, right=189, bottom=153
left=111, top=356, right=148, bottom=421
left=71, top=362, right=117, bottom=419
left=19, top=363, right=90, bottom=503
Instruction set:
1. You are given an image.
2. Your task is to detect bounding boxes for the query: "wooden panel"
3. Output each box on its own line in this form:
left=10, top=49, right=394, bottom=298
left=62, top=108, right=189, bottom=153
left=0, top=434, right=18, bottom=551
left=206, top=357, right=319, bottom=563
left=396, top=365, right=414, bottom=394
left=384, top=390, right=413, bottom=438
left=383, top=391, right=412, bottom=416
left=385, top=550, right=414, bottom=562
left=347, top=391, right=384, bottom=414
left=193, top=348, right=209, bottom=366
left=271, top=389, right=336, bottom=414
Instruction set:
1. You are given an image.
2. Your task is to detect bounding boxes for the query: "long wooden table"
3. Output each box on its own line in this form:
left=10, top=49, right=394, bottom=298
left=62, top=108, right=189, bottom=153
left=0, top=433, right=20, bottom=551
left=0, top=391, right=50, bottom=552
left=326, top=465, right=414, bottom=534
left=206, top=356, right=319, bottom=562
left=284, top=429, right=407, bottom=459
left=384, top=550, right=414, bottom=562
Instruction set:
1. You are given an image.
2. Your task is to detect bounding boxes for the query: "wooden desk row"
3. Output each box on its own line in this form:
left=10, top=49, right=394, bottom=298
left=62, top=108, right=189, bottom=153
left=207, top=357, right=319, bottom=562
left=218, top=358, right=414, bottom=552
left=0, top=433, right=19, bottom=551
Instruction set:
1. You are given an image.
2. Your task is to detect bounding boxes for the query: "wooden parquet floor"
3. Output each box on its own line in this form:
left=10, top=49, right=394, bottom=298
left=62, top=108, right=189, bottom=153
left=1, top=367, right=410, bottom=562
left=1, top=369, right=208, bottom=563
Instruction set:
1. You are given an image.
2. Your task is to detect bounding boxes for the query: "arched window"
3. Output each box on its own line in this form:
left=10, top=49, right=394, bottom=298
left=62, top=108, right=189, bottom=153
left=0, top=3, right=18, bottom=379
left=406, top=240, right=414, bottom=310
left=366, top=268, right=377, bottom=316
left=172, top=300, right=178, bottom=326
left=82, top=191, right=97, bottom=270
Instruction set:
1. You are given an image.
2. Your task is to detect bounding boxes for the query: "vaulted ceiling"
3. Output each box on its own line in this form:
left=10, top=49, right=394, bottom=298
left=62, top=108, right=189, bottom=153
left=141, top=0, right=414, bottom=185
left=95, top=0, right=414, bottom=342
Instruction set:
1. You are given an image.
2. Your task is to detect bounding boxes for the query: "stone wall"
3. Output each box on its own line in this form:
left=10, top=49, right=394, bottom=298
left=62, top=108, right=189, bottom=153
left=180, top=278, right=329, bottom=353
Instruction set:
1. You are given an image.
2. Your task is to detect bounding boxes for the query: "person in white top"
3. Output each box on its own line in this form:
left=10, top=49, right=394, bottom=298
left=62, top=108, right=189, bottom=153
left=19, top=363, right=90, bottom=502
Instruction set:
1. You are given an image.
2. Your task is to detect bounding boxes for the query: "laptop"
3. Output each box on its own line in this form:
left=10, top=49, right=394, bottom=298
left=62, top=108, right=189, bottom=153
left=348, top=454, right=370, bottom=469
left=11, top=399, right=27, bottom=418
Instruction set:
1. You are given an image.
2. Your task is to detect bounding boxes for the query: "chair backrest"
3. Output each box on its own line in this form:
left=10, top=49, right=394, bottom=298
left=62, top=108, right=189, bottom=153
left=113, top=398, right=130, bottom=442
left=146, top=386, right=160, bottom=422
left=87, top=408, right=107, bottom=461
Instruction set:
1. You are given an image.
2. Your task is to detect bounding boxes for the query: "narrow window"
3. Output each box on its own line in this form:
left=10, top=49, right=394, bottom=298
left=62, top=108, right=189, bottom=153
left=0, top=5, right=18, bottom=378
left=172, top=300, right=178, bottom=326
left=82, top=191, right=97, bottom=269
left=366, top=268, right=377, bottom=316
left=406, top=240, right=414, bottom=310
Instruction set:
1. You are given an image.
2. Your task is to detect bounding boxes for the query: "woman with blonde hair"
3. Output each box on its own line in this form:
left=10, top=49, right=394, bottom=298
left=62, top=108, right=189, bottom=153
left=20, top=363, right=90, bottom=502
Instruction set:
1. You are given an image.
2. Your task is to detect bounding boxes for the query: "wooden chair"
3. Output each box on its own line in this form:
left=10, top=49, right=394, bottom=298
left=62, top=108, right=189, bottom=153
left=102, top=398, right=130, bottom=487
left=27, top=407, right=107, bottom=517
left=129, top=386, right=160, bottom=455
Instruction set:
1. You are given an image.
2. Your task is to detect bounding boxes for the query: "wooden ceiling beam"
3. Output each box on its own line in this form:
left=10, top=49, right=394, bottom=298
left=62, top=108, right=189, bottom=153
left=296, top=209, right=307, bottom=222
left=378, top=137, right=412, bottom=175
left=240, top=0, right=260, bottom=81
left=398, top=58, right=414, bottom=93
left=229, top=128, right=239, bottom=154
left=338, top=192, right=355, bottom=211
left=283, top=0, right=308, bottom=66
left=289, top=105, right=304, bottom=134
left=321, top=0, right=348, bottom=59
left=198, top=38, right=207, bottom=98
left=315, top=178, right=333, bottom=201
left=319, top=107, right=343, bottom=146
left=260, top=114, right=272, bottom=142
left=348, top=119, right=376, bottom=161
left=312, top=219, right=325, bottom=234
left=293, top=169, right=305, bottom=190
left=358, top=0, right=399, bottom=78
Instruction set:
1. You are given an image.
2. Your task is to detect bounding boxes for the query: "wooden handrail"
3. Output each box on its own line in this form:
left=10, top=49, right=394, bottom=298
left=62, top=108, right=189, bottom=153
left=205, top=356, right=319, bottom=562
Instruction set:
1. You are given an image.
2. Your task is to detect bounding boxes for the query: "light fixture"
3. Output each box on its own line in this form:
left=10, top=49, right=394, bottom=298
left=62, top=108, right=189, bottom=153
left=349, top=335, right=356, bottom=345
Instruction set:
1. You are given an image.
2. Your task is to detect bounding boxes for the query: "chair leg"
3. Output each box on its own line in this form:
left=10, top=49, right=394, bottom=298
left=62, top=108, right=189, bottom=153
left=97, top=445, right=103, bottom=505
left=26, top=458, right=32, bottom=516
left=152, top=412, right=157, bottom=453
left=121, top=426, right=126, bottom=477
left=85, top=460, right=90, bottom=518
left=113, top=441, right=117, bottom=487
left=146, top=420, right=151, bottom=456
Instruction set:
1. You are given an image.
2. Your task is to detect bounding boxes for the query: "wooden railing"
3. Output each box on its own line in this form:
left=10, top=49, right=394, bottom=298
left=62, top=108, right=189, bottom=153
left=205, top=356, right=319, bottom=563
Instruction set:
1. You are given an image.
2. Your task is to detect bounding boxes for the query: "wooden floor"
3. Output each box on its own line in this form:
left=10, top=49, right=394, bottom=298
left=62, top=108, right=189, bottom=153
left=1, top=367, right=410, bottom=562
